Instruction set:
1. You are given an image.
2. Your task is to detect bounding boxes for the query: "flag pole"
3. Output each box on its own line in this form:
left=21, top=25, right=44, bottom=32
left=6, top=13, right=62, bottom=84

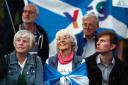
left=4, top=0, right=16, bottom=33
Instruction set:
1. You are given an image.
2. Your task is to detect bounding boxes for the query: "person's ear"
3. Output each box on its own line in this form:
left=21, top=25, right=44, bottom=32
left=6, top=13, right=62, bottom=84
left=110, top=44, right=116, bottom=50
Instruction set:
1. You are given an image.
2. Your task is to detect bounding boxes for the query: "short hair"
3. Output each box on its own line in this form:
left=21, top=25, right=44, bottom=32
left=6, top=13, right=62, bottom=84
left=97, top=30, right=118, bottom=46
left=55, top=29, right=77, bottom=51
left=25, top=4, right=39, bottom=15
left=13, top=30, right=36, bottom=50
left=83, top=12, right=99, bottom=27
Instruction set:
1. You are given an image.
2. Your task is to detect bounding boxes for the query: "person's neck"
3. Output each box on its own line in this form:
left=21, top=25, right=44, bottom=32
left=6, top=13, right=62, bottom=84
left=23, top=23, right=36, bottom=33
left=16, top=53, right=27, bottom=64
left=85, top=35, right=94, bottom=40
left=100, top=52, right=113, bottom=64
left=60, top=49, right=72, bottom=58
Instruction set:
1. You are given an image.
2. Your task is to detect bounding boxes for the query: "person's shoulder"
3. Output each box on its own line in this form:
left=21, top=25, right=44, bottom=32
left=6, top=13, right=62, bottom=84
left=34, top=55, right=42, bottom=61
left=114, top=56, right=128, bottom=70
left=85, top=53, right=98, bottom=61
left=15, top=23, right=22, bottom=32
left=47, top=56, right=57, bottom=63
left=46, top=55, right=58, bottom=64
left=75, top=31, right=84, bottom=38
left=36, top=24, right=47, bottom=34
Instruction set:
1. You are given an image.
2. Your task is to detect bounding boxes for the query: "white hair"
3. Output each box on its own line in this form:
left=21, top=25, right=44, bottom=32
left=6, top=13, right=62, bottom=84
left=55, top=29, right=77, bottom=51
left=25, top=3, right=39, bottom=15
left=83, top=12, right=99, bottom=26
left=13, top=30, right=35, bottom=50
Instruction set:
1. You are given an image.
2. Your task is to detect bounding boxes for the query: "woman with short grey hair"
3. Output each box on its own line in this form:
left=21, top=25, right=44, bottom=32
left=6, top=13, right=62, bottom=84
left=13, top=30, right=35, bottom=50
left=5, top=30, right=43, bottom=85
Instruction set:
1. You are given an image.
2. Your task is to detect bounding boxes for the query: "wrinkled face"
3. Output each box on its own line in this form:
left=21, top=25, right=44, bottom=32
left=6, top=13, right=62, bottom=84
left=56, top=35, right=72, bottom=51
left=15, top=37, right=30, bottom=54
left=22, top=5, right=37, bottom=24
left=96, top=35, right=115, bottom=54
left=82, top=17, right=97, bottom=38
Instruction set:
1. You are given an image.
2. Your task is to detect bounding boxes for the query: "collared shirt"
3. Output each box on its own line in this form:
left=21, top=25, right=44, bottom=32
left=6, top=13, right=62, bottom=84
left=96, top=54, right=115, bottom=85
left=82, top=36, right=96, bottom=58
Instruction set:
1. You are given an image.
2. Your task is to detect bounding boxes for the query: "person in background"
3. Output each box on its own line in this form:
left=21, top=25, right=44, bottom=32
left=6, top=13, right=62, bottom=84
left=16, top=4, right=49, bottom=65
left=118, top=39, right=128, bottom=63
left=76, top=13, right=99, bottom=58
left=4, top=30, right=43, bottom=85
left=85, top=30, right=128, bottom=85
left=0, top=20, right=14, bottom=54
left=0, top=53, right=8, bottom=85
left=0, top=22, right=8, bottom=84
left=44, top=29, right=89, bottom=85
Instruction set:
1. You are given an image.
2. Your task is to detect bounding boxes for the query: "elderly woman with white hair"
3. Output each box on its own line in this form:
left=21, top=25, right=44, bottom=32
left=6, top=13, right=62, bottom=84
left=4, top=30, right=43, bottom=85
left=44, top=29, right=89, bottom=85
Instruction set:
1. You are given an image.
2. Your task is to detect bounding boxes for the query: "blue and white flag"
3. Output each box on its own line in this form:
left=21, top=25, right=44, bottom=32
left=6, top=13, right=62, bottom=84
left=44, top=63, right=89, bottom=85
left=25, top=0, right=128, bottom=56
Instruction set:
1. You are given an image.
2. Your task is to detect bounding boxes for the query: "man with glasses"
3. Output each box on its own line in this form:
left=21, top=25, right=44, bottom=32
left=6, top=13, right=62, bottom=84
left=15, top=4, right=49, bottom=65
left=76, top=13, right=99, bottom=58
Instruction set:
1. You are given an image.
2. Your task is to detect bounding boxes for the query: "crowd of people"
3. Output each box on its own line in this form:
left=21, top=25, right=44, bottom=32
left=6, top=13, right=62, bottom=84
left=0, top=2, right=128, bottom=85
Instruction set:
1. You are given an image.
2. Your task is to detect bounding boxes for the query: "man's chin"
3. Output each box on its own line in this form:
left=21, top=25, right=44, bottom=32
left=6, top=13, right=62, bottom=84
left=96, top=50, right=102, bottom=54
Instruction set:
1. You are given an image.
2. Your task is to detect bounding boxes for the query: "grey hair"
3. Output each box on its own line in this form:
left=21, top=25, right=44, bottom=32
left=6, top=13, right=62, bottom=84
left=55, top=29, right=77, bottom=51
left=83, top=12, right=99, bottom=27
left=33, top=4, right=39, bottom=15
left=25, top=3, right=39, bottom=15
left=13, top=30, right=36, bottom=50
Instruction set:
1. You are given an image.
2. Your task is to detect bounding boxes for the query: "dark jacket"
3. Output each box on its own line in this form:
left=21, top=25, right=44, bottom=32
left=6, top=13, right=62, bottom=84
left=0, top=53, right=8, bottom=80
left=85, top=53, right=128, bottom=85
left=16, top=23, right=49, bottom=65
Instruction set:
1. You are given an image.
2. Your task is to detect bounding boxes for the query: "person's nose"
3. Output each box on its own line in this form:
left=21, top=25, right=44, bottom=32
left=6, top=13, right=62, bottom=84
left=96, top=40, right=100, bottom=46
left=18, top=40, right=24, bottom=45
left=83, top=24, right=91, bottom=30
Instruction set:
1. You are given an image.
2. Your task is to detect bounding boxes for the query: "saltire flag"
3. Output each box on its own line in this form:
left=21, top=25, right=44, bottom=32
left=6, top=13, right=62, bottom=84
left=44, top=63, right=89, bottom=85
left=24, top=0, right=128, bottom=56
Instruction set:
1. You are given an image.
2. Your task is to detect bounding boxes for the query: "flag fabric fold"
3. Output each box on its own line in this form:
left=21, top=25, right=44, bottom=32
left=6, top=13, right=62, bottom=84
left=44, top=63, right=89, bottom=85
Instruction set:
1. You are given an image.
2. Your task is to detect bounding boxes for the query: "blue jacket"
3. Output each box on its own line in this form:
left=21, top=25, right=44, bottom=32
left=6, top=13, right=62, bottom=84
left=5, top=51, right=43, bottom=85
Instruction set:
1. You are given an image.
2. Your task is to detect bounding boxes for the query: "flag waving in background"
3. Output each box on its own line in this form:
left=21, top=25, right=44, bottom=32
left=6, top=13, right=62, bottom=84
left=25, top=0, right=128, bottom=56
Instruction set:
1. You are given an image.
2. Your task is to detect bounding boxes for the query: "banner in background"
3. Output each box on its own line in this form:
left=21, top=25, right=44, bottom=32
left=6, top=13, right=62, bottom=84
left=25, top=0, right=128, bottom=56
left=112, top=0, right=128, bottom=8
